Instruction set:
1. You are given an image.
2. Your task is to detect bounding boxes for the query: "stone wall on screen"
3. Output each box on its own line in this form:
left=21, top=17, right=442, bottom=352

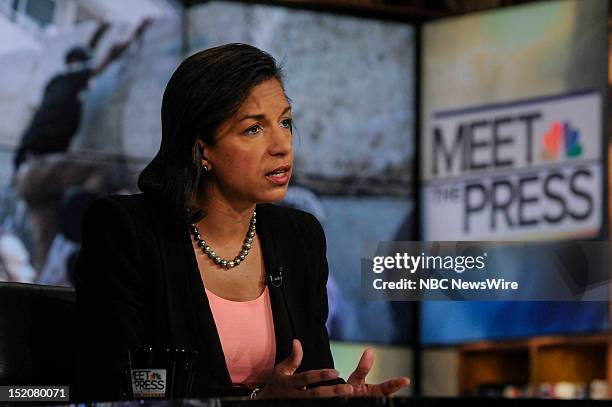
left=188, top=2, right=415, bottom=196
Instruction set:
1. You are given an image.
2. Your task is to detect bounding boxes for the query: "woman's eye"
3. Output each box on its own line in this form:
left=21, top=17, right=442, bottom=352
left=280, top=118, right=293, bottom=129
left=244, top=124, right=262, bottom=136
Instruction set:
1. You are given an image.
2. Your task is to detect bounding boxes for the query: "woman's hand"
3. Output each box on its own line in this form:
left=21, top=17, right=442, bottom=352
left=347, top=348, right=410, bottom=397
left=257, top=339, right=354, bottom=398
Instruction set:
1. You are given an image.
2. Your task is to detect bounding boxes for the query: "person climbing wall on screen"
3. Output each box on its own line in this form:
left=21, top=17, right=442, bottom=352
left=12, top=18, right=150, bottom=273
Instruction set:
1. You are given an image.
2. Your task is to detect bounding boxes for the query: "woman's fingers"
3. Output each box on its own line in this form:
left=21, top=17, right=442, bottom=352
left=290, top=368, right=340, bottom=388
left=347, top=347, right=374, bottom=386
left=304, top=383, right=354, bottom=398
left=275, top=339, right=303, bottom=375
left=377, top=377, right=411, bottom=396
left=266, top=343, right=409, bottom=399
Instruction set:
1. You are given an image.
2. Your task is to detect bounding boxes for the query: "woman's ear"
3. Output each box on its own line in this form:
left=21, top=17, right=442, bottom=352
left=194, top=139, right=212, bottom=171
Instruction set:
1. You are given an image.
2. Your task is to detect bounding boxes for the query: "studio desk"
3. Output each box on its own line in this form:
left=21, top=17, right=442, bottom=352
left=71, top=397, right=612, bottom=407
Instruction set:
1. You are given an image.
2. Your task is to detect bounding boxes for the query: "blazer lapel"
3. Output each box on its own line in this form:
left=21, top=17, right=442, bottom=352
left=256, top=204, right=294, bottom=364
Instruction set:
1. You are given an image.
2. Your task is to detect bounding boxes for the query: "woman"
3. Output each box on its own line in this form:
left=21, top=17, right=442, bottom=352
left=75, top=43, right=409, bottom=401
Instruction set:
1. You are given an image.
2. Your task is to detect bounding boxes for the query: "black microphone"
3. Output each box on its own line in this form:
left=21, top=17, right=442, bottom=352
left=266, top=266, right=283, bottom=287
left=275, top=266, right=298, bottom=340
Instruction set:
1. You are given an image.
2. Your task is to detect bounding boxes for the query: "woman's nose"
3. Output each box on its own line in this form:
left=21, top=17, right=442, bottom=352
left=268, top=127, right=292, bottom=156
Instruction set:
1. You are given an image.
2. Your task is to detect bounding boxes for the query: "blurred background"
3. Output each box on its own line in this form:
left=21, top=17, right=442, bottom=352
left=0, top=0, right=609, bottom=400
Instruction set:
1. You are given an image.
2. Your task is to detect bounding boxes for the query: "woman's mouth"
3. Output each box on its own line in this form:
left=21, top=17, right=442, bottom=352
left=265, top=166, right=290, bottom=185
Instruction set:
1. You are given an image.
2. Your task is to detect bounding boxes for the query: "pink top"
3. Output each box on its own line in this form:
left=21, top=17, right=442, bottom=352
left=205, top=286, right=276, bottom=387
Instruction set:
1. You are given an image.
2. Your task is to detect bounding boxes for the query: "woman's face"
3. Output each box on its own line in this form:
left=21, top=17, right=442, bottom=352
left=202, top=78, right=293, bottom=206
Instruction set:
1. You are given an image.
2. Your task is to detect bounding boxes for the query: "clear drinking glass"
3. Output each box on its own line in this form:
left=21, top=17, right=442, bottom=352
left=126, top=347, right=198, bottom=400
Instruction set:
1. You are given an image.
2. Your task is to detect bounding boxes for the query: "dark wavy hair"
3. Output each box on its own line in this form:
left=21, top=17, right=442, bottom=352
left=138, top=43, right=284, bottom=223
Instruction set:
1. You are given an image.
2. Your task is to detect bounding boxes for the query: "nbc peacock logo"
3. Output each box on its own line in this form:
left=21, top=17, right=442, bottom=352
left=541, top=120, right=582, bottom=161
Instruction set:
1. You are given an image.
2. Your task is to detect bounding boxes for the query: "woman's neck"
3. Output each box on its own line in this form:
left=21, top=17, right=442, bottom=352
left=193, top=191, right=256, bottom=243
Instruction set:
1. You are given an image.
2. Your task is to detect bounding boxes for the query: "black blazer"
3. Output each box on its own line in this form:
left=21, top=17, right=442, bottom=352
left=75, top=193, right=337, bottom=402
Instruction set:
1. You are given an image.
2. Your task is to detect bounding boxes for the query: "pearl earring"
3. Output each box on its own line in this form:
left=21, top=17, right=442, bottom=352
left=202, top=164, right=209, bottom=172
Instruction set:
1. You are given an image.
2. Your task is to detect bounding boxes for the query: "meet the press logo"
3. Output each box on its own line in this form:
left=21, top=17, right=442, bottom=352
left=426, top=91, right=600, bottom=239
left=131, top=369, right=166, bottom=398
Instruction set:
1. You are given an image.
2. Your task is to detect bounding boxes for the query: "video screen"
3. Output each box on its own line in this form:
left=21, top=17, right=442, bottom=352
left=419, top=0, right=609, bottom=345
left=0, top=1, right=416, bottom=345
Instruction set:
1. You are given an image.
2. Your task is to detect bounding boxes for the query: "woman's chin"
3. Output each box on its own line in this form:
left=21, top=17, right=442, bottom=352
left=257, top=188, right=289, bottom=204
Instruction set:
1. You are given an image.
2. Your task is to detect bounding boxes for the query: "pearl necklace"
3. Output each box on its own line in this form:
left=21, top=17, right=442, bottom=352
left=189, top=211, right=256, bottom=269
